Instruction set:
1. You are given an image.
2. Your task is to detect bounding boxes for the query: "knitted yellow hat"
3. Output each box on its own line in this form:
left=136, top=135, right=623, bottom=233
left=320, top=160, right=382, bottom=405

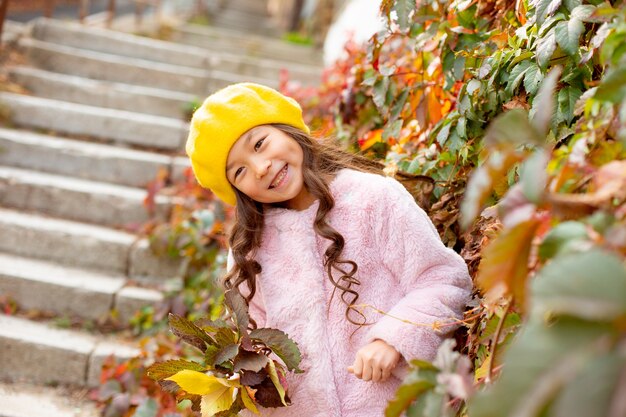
left=186, top=83, right=310, bottom=206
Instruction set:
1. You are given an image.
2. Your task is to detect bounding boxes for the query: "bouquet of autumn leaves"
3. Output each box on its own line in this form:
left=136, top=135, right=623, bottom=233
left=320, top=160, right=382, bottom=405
left=147, top=290, right=303, bottom=416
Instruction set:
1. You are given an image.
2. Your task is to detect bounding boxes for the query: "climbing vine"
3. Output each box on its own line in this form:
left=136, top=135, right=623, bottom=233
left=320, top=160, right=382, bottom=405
left=283, top=0, right=626, bottom=415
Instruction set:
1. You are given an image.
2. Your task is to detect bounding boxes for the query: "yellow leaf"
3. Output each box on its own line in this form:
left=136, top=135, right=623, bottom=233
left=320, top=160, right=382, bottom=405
left=240, top=386, right=259, bottom=414
left=267, top=360, right=287, bottom=406
left=474, top=355, right=491, bottom=382
left=166, top=370, right=232, bottom=396
left=201, top=385, right=237, bottom=417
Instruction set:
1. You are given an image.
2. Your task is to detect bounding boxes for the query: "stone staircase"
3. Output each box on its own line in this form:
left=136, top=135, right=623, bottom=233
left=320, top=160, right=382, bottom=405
left=0, top=2, right=323, bottom=415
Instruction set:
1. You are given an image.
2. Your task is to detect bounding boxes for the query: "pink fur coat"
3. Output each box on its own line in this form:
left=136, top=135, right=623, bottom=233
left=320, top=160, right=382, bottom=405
left=234, top=169, right=472, bottom=417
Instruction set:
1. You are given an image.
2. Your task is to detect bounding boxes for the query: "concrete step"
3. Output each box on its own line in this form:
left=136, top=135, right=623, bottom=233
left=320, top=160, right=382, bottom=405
left=0, top=314, right=139, bottom=387
left=19, top=36, right=211, bottom=95
left=1, top=21, right=27, bottom=45
left=31, top=17, right=210, bottom=70
left=0, top=166, right=170, bottom=227
left=0, top=207, right=133, bottom=274
left=0, top=253, right=163, bottom=323
left=0, top=127, right=173, bottom=188
left=0, top=208, right=181, bottom=282
left=208, top=9, right=279, bottom=37
left=211, top=0, right=269, bottom=15
left=28, top=18, right=321, bottom=85
left=172, top=23, right=322, bottom=66
left=0, top=381, right=98, bottom=417
left=18, top=36, right=279, bottom=93
left=9, top=66, right=195, bottom=119
left=0, top=92, right=186, bottom=150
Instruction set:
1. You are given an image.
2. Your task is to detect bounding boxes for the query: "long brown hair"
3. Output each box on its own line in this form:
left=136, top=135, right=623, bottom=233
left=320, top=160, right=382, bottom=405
left=222, top=124, right=433, bottom=328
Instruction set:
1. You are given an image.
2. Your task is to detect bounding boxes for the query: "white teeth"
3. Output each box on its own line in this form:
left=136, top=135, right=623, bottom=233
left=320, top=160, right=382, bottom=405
left=270, top=166, right=287, bottom=188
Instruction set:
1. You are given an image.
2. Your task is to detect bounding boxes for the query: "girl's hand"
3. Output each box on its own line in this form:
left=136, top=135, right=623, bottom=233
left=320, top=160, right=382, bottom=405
left=347, top=339, right=401, bottom=382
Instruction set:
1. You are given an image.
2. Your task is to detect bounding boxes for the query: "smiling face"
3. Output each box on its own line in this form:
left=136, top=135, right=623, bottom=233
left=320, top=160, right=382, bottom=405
left=225, top=125, right=313, bottom=210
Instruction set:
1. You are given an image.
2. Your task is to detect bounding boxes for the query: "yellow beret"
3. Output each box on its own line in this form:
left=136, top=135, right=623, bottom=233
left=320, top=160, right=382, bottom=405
left=185, top=83, right=310, bottom=206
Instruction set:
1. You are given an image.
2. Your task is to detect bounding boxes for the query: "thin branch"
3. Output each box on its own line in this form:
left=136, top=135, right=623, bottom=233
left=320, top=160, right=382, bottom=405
left=486, top=297, right=512, bottom=384
left=350, top=303, right=469, bottom=333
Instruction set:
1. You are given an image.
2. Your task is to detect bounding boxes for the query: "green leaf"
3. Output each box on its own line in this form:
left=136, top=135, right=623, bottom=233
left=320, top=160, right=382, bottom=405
left=134, top=398, right=158, bottom=417
left=538, top=13, right=566, bottom=37
left=484, top=109, right=542, bottom=147
left=467, top=79, right=482, bottom=95
left=552, top=353, right=626, bottom=417
left=523, top=62, right=544, bottom=95
left=531, top=66, right=562, bottom=135
left=383, top=119, right=403, bottom=141
left=536, top=28, right=557, bottom=69
left=436, top=122, right=452, bottom=146
left=169, top=314, right=215, bottom=352
left=538, top=221, right=589, bottom=260
left=557, top=86, right=583, bottom=124
left=205, top=345, right=220, bottom=366
left=407, top=390, right=446, bottom=417
left=469, top=319, right=615, bottom=417
left=555, top=18, right=584, bottom=56
left=373, top=77, right=390, bottom=113
left=594, top=67, right=626, bottom=103
left=393, top=0, right=416, bottom=32
left=533, top=0, right=562, bottom=25
left=506, top=60, right=532, bottom=94
left=532, top=249, right=626, bottom=321
left=146, top=359, right=207, bottom=381
left=214, top=327, right=238, bottom=348
left=385, top=374, right=436, bottom=417
left=520, top=149, right=549, bottom=204
left=456, top=116, right=467, bottom=138
left=249, top=328, right=303, bottom=373
left=453, top=55, right=466, bottom=81
left=563, top=0, right=581, bottom=11
left=362, top=70, right=378, bottom=86
left=478, top=312, right=522, bottom=343
left=570, top=4, right=596, bottom=21
left=600, top=28, right=626, bottom=66
left=390, top=89, right=409, bottom=121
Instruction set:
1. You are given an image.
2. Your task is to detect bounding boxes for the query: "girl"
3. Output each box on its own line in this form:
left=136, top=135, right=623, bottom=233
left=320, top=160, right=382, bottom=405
left=186, top=83, right=472, bottom=417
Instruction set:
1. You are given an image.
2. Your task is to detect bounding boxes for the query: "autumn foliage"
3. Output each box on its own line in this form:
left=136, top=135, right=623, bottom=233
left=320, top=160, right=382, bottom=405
left=284, top=0, right=626, bottom=415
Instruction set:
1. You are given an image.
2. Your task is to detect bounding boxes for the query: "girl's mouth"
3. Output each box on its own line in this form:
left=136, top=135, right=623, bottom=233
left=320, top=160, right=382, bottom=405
left=269, top=165, right=288, bottom=189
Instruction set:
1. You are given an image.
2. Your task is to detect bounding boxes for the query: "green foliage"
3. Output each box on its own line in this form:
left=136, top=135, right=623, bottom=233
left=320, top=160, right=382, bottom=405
left=470, top=250, right=626, bottom=417
left=181, top=97, right=202, bottom=120
left=282, top=32, right=314, bottom=45
left=386, top=341, right=473, bottom=417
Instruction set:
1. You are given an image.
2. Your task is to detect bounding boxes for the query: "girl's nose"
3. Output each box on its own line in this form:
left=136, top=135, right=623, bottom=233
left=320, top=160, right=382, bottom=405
left=254, top=159, right=271, bottom=179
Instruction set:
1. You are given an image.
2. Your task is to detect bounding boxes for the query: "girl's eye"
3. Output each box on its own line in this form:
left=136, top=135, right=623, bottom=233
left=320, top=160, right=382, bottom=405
left=234, top=167, right=244, bottom=179
left=254, top=137, right=265, bottom=151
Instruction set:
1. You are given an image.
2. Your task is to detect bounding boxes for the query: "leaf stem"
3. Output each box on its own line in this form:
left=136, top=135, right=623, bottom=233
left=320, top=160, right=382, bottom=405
left=486, top=298, right=511, bottom=384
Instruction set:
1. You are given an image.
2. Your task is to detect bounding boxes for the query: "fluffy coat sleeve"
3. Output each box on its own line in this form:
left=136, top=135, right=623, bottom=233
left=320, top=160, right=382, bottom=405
left=364, top=177, right=472, bottom=363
